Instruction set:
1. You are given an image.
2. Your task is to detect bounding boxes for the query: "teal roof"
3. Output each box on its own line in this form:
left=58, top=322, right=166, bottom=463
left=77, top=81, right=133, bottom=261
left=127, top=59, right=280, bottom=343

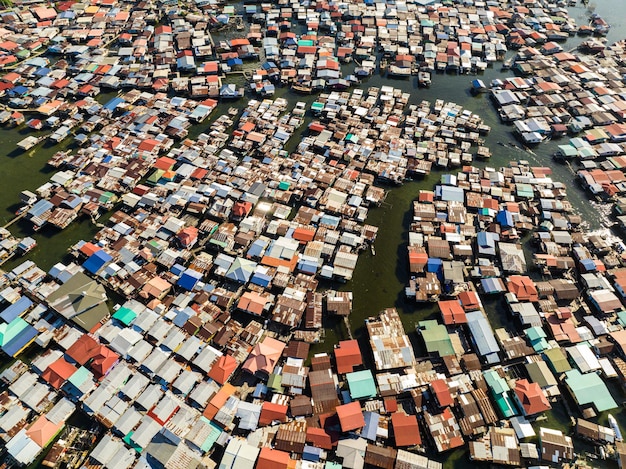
left=564, top=369, right=617, bottom=412
left=123, top=432, right=142, bottom=453
left=516, top=183, right=534, bottom=198
left=347, top=370, right=377, bottom=400
left=68, top=366, right=92, bottom=387
left=618, top=311, right=626, bottom=328
left=494, top=393, right=517, bottom=418
left=200, top=418, right=222, bottom=452
left=419, top=320, right=455, bottom=356
left=558, top=145, right=578, bottom=157
left=0, top=317, right=29, bottom=346
left=113, top=307, right=136, bottom=326
left=526, top=326, right=546, bottom=341
left=326, top=462, right=342, bottom=469
left=484, top=370, right=510, bottom=395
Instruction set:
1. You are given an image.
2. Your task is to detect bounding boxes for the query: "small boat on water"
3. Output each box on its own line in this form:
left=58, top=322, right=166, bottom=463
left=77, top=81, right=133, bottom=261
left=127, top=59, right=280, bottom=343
left=609, top=414, right=622, bottom=441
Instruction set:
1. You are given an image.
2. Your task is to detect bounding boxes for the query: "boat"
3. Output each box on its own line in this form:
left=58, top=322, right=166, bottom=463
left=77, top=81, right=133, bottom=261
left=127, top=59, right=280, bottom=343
left=471, top=79, right=487, bottom=93
left=609, top=414, right=622, bottom=441
left=370, top=243, right=376, bottom=256
left=17, top=237, right=36, bottom=254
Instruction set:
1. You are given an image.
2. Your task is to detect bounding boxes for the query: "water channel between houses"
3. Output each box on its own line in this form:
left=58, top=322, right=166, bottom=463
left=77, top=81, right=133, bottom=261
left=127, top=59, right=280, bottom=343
left=0, top=1, right=625, bottom=466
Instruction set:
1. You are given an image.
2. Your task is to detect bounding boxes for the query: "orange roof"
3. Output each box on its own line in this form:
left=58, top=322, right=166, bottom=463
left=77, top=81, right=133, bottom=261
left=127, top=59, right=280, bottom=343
left=79, top=242, right=101, bottom=257
left=154, top=156, right=176, bottom=170
left=507, top=275, right=538, bottom=302
left=514, top=379, right=551, bottom=416
left=203, top=383, right=236, bottom=420
left=293, top=227, right=316, bottom=242
left=336, top=402, right=364, bottom=432
left=391, top=412, right=421, bottom=446
left=438, top=300, right=467, bottom=325
left=208, top=355, right=238, bottom=385
left=26, top=416, right=63, bottom=447
left=334, top=339, right=362, bottom=374
left=237, top=291, right=268, bottom=316
left=257, top=447, right=290, bottom=469
left=243, top=337, right=285, bottom=376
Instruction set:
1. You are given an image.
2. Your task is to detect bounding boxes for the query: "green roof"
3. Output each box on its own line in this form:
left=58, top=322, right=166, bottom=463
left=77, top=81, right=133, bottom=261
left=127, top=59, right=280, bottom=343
left=278, top=181, right=290, bottom=190
left=558, top=145, right=578, bottom=157
left=346, top=370, right=377, bottom=400
left=564, top=369, right=617, bottom=412
left=268, top=373, right=284, bottom=393
left=113, top=307, right=137, bottom=326
left=298, top=39, right=314, bottom=46
left=147, top=169, right=165, bottom=184
left=311, top=102, right=324, bottom=111
left=419, top=320, right=455, bottom=357
left=326, top=462, right=342, bottom=469
left=544, top=348, right=571, bottom=374
left=68, top=366, right=92, bottom=387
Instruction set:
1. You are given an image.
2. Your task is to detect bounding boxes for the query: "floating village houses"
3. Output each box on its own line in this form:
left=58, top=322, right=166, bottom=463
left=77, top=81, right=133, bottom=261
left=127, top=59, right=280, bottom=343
left=1, top=0, right=626, bottom=467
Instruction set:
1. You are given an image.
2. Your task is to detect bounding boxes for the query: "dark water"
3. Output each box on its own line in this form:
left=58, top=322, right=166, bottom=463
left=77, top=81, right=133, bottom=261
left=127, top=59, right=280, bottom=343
left=0, top=1, right=625, bottom=466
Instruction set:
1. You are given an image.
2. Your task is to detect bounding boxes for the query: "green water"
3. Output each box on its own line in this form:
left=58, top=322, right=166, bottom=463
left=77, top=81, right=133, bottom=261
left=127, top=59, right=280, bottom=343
left=0, top=1, right=624, bottom=466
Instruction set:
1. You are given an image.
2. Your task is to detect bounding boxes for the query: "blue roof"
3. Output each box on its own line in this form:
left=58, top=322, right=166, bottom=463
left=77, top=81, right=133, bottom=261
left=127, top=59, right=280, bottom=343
left=481, top=278, right=504, bottom=293
left=103, top=97, right=125, bottom=111
left=28, top=199, right=53, bottom=217
left=83, top=250, right=113, bottom=274
left=362, top=411, right=379, bottom=441
left=496, top=210, right=514, bottom=228
left=0, top=297, right=32, bottom=323
left=2, top=323, right=37, bottom=357
left=178, top=269, right=202, bottom=291
left=250, top=273, right=271, bottom=288
left=580, top=259, right=596, bottom=271
left=226, top=58, right=243, bottom=66
left=173, top=308, right=192, bottom=328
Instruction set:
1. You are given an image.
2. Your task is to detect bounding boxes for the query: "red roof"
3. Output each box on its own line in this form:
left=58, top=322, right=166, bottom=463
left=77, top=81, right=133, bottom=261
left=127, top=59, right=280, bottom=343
left=514, top=379, right=551, bottom=416
left=257, top=447, right=290, bottom=469
left=384, top=397, right=398, bottom=413
left=42, top=358, right=77, bottom=389
left=259, top=402, right=288, bottom=426
left=65, top=334, right=100, bottom=365
left=336, top=402, right=365, bottom=432
left=232, top=201, right=252, bottom=218
left=431, top=379, right=454, bottom=407
left=458, top=291, right=480, bottom=311
left=438, top=300, right=467, bottom=325
left=79, top=242, right=101, bottom=257
left=334, top=339, right=362, bottom=374
left=90, top=346, right=119, bottom=378
left=306, top=427, right=333, bottom=449
left=208, top=355, right=238, bottom=385
left=391, top=412, right=421, bottom=446
left=26, top=416, right=63, bottom=447
left=178, top=226, right=198, bottom=248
